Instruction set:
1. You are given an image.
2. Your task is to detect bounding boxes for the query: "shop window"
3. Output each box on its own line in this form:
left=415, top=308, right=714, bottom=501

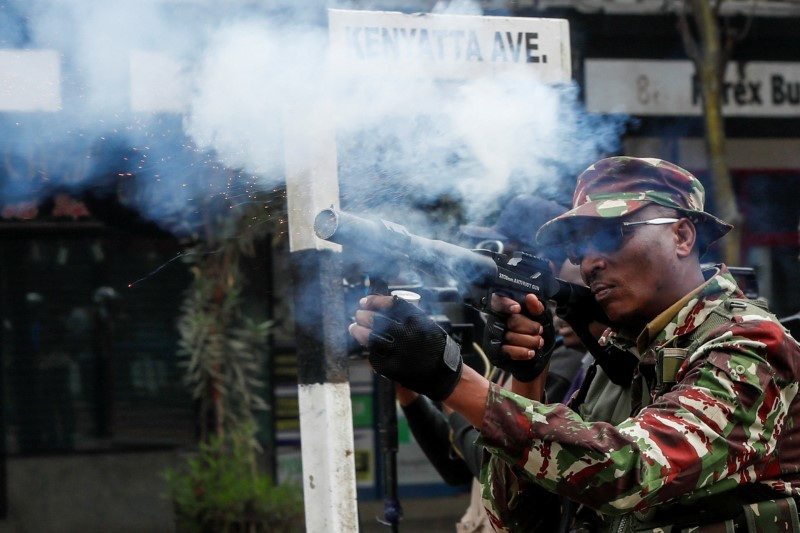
left=0, top=233, right=196, bottom=454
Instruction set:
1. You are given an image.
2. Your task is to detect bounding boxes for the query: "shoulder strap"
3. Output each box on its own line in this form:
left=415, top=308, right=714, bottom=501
left=660, top=299, right=777, bottom=386
left=687, top=299, right=776, bottom=353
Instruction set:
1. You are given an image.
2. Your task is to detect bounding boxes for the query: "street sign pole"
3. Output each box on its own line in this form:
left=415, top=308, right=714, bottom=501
left=285, top=103, right=359, bottom=532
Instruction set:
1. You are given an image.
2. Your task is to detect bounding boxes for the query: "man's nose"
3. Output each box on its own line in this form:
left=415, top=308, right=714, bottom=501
left=579, top=245, right=607, bottom=276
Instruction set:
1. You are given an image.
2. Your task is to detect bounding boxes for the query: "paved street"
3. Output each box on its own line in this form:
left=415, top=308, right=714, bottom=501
left=359, top=494, right=471, bottom=532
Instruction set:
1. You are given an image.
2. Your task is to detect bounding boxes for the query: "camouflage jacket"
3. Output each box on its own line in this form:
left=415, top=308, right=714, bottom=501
left=477, top=266, right=800, bottom=531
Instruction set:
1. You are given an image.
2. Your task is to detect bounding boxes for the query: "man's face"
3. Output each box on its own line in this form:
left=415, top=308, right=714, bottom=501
left=571, top=205, right=684, bottom=331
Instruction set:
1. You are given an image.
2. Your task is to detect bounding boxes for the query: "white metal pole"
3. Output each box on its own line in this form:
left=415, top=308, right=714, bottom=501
left=284, top=102, right=359, bottom=533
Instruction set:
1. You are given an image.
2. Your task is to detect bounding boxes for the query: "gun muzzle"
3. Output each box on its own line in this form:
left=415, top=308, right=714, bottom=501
left=313, top=208, right=340, bottom=241
left=314, top=207, right=387, bottom=246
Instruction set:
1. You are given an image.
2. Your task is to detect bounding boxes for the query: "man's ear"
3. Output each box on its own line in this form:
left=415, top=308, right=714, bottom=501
left=675, top=218, right=697, bottom=258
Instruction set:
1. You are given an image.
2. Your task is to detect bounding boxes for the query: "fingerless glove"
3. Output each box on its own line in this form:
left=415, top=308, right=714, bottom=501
left=368, top=296, right=463, bottom=401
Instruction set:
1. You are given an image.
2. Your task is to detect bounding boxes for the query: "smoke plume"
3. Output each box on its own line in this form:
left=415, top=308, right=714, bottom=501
left=0, top=0, right=627, bottom=237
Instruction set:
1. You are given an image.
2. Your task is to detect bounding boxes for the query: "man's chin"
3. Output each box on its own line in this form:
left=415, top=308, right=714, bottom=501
left=600, top=302, right=626, bottom=326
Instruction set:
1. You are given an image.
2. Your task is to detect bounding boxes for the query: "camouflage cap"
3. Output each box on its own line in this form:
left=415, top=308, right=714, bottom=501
left=535, top=157, right=732, bottom=251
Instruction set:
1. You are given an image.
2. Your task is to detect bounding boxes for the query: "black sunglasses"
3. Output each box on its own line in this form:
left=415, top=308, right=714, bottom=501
left=566, top=217, right=680, bottom=265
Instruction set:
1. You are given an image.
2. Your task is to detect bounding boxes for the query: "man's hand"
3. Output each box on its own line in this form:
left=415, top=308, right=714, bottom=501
left=349, top=295, right=463, bottom=402
left=484, top=293, right=555, bottom=382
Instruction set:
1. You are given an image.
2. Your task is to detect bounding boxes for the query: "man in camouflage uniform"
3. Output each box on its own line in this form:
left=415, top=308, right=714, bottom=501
left=349, top=156, right=800, bottom=532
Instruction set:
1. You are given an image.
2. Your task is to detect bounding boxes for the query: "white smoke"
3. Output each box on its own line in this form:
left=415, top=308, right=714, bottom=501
left=0, top=0, right=626, bottom=234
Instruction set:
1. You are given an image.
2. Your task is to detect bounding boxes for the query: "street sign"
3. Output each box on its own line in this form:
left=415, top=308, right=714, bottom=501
left=329, top=9, right=571, bottom=83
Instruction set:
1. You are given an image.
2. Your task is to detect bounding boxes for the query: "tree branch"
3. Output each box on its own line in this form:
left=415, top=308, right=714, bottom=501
left=677, top=3, right=700, bottom=63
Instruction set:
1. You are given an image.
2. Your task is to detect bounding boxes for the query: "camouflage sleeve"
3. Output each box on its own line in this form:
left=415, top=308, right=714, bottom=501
left=479, top=454, right=563, bottom=532
left=477, top=318, right=798, bottom=519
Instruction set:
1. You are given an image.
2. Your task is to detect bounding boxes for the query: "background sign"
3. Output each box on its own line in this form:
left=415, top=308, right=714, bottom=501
left=586, top=59, right=800, bottom=117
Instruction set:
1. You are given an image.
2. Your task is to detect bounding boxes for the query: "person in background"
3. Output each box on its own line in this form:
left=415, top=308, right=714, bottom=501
left=458, top=194, right=567, bottom=268
left=550, top=259, right=591, bottom=403
left=351, top=157, right=800, bottom=532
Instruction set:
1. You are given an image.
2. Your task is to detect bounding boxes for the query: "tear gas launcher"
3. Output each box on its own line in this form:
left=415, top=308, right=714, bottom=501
left=313, top=207, right=609, bottom=323
left=315, top=206, right=612, bottom=533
